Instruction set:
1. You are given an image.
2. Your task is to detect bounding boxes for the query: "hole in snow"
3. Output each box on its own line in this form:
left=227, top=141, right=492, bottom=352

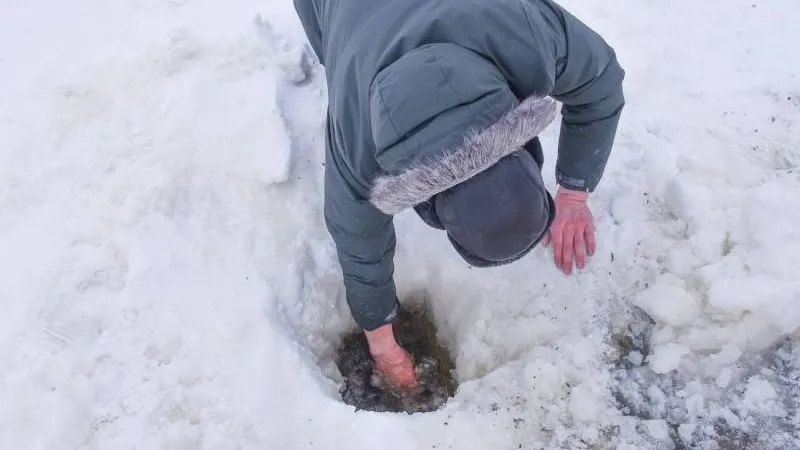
left=333, top=300, right=458, bottom=413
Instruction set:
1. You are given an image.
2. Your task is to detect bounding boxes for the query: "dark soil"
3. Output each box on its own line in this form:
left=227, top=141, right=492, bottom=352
left=335, top=304, right=458, bottom=414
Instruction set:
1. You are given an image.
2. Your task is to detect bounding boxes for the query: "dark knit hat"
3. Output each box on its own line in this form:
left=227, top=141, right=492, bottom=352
left=413, top=140, right=554, bottom=267
left=437, top=149, right=553, bottom=267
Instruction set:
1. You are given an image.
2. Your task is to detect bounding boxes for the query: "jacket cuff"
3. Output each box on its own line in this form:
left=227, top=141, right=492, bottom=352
left=556, top=169, right=591, bottom=192
left=355, top=298, right=399, bottom=331
left=343, top=277, right=401, bottom=331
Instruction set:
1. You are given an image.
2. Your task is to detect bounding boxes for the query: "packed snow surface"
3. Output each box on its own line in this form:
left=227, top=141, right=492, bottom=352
left=1, top=0, right=799, bottom=448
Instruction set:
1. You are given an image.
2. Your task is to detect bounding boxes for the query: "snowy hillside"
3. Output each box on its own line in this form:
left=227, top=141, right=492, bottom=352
left=1, top=0, right=798, bottom=449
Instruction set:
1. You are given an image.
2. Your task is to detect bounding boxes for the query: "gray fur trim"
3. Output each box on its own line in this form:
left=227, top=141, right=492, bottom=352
left=369, top=96, right=558, bottom=215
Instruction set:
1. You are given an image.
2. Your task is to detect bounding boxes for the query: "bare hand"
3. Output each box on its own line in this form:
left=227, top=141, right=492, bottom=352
left=543, top=187, right=596, bottom=274
left=364, top=324, right=418, bottom=390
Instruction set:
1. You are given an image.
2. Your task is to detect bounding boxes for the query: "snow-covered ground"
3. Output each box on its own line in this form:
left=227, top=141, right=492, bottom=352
left=1, top=0, right=799, bottom=448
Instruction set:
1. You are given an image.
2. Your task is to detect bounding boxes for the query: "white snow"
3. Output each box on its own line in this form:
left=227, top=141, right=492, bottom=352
left=635, top=273, right=700, bottom=328
left=742, top=376, right=778, bottom=411
left=716, top=368, right=734, bottom=389
left=679, top=422, right=697, bottom=441
left=644, top=419, right=670, bottom=442
left=1, top=0, right=799, bottom=449
left=628, top=351, right=644, bottom=366
left=649, top=343, right=691, bottom=374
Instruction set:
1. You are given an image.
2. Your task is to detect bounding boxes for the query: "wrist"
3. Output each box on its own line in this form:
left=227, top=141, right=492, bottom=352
left=364, top=323, right=400, bottom=356
left=556, top=185, right=589, bottom=202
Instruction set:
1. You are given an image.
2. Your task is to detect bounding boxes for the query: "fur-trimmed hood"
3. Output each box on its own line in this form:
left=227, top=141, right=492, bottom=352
left=370, top=95, right=557, bottom=214
left=366, top=43, right=558, bottom=215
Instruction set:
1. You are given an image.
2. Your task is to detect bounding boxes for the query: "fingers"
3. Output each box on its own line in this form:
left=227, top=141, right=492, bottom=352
left=586, top=225, right=597, bottom=256
left=552, top=225, right=564, bottom=270
left=547, top=204, right=596, bottom=274
left=575, top=226, right=586, bottom=270
left=561, top=225, right=575, bottom=275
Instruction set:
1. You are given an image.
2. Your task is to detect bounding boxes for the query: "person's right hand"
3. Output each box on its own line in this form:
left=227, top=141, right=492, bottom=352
left=542, top=186, right=596, bottom=274
left=365, top=324, right=418, bottom=390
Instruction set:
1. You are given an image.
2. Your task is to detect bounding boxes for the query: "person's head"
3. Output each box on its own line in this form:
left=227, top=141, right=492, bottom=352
left=368, top=43, right=557, bottom=267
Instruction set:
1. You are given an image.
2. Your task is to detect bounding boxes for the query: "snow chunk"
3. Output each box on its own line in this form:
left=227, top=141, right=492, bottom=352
left=713, top=344, right=743, bottom=365
left=665, top=242, right=699, bottom=277
left=649, top=343, right=690, bottom=373
left=524, top=359, right=562, bottom=401
left=569, top=381, right=605, bottom=422
left=627, top=351, right=644, bottom=366
left=647, top=385, right=666, bottom=405
left=678, top=423, right=696, bottom=441
left=663, top=176, right=702, bottom=223
left=715, top=368, right=733, bottom=389
left=635, top=273, right=700, bottom=327
left=742, top=177, right=800, bottom=249
left=644, top=419, right=670, bottom=442
left=743, top=376, right=777, bottom=408
left=686, top=394, right=704, bottom=417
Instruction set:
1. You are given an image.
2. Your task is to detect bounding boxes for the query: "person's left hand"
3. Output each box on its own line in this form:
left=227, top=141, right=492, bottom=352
left=542, top=186, right=596, bottom=274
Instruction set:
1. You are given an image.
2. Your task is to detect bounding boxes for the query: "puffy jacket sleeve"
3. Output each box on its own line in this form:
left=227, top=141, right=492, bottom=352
left=460, top=0, right=625, bottom=192
left=543, top=3, right=625, bottom=192
left=322, top=115, right=400, bottom=331
left=293, top=0, right=325, bottom=65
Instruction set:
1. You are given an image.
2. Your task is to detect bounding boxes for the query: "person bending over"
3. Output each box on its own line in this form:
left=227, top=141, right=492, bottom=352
left=293, top=0, right=625, bottom=390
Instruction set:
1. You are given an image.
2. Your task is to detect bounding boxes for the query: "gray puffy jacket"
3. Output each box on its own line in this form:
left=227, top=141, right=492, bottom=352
left=293, top=0, right=625, bottom=330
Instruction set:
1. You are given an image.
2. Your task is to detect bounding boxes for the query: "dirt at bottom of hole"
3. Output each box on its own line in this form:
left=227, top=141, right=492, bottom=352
left=335, top=304, right=459, bottom=414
